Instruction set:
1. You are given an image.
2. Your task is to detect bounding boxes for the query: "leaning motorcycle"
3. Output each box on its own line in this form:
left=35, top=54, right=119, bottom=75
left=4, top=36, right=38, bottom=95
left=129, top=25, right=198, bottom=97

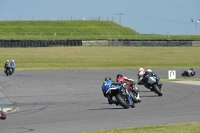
left=140, top=72, right=163, bottom=96
left=124, top=80, right=141, bottom=103
left=102, top=82, right=134, bottom=109
left=4, top=66, right=12, bottom=76
left=182, top=69, right=195, bottom=77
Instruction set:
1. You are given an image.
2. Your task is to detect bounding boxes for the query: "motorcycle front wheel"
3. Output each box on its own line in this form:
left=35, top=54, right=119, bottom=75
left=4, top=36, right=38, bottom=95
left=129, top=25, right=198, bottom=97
left=153, top=84, right=163, bottom=96
left=6, top=70, right=9, bottom=76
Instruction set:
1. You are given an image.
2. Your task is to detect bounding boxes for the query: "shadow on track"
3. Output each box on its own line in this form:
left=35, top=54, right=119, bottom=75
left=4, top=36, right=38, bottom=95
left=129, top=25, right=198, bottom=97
left=139, top=90, right=150, bottom=92
left=140, top=95, right=158, bottom=97
left=88, top=108, right=125, bottom=110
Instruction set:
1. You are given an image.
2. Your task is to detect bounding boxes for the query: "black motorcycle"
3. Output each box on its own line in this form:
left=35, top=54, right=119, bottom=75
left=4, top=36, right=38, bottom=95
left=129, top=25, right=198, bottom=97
left=182, top=69, right=195, bottom=77
left=4, top=66, right=12, bottom=76
left=140, top=72, right=163, bottom=96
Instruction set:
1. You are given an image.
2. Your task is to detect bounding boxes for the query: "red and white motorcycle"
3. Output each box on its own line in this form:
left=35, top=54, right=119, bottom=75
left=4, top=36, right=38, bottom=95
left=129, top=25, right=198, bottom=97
left=0, top=108, right=6, bottom=120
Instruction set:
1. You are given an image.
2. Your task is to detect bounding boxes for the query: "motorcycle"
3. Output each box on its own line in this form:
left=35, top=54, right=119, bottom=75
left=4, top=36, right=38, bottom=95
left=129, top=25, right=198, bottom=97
left=4, top=66, right=12, bottom=76
left=124, top=79, right=141, bottom=103
left=0, top=109, right=6, bottom=120
left=140, top=72, right=163, bottom=96
left=182, top=69, right=195, bottom=77
left=102, top=81, right=135, bottom=109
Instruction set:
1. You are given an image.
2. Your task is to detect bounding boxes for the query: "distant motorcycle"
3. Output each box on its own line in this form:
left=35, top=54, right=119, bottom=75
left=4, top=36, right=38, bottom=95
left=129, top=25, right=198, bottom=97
left=4, top=66, right=12, bottom=76
left=139, top=72, right=163, bottom=96
left=182, top=69, right=195, bottom=77
left=0, top=109, right=6, bottom=120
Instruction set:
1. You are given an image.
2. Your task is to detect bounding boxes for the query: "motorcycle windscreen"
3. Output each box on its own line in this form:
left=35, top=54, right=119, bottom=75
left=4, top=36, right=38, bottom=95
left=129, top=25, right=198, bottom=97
left=148, top=77, right=156, bottom=84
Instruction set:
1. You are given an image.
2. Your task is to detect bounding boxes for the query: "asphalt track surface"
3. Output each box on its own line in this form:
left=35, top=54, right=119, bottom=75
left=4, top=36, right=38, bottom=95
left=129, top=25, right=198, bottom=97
left=0, top=69, right=200, bottom=133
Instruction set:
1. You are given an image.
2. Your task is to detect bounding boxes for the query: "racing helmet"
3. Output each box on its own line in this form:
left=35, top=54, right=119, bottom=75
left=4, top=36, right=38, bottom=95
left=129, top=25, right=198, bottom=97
left=147, top=69, right=152, bottom=72
left=105, top=77, right=111, bottom=81
left=116, top=74, right=123, bottom=79
left=116, top=74, right=124, bottom=82
left=12, top=59, right=14, bottom=62
left=6, top=60, right=9, bottom=63
left=139, top=68, right=144, bottom=71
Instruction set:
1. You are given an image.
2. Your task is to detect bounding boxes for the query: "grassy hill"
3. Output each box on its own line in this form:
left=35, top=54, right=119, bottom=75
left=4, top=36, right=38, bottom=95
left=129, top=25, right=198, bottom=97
left=0, top=20, right=199, bottom=40
left=0, top=20, right=139, bottom=40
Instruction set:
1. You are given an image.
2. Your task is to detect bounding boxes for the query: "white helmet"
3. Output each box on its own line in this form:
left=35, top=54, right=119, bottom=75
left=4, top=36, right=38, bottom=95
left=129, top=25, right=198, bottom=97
left=6, top=60, right=9, bottom=63
left=139, top=68, right=144, bottom=71
left=147, top=69, right=152, bottom=72
left=12, top=59, right=14, bottom=62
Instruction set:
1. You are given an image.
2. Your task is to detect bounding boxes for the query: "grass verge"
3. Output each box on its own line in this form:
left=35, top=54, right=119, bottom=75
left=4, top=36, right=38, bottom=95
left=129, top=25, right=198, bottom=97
left=0, top=46, right=200, bottom=70
left=83, top=121, right=200, bottom=133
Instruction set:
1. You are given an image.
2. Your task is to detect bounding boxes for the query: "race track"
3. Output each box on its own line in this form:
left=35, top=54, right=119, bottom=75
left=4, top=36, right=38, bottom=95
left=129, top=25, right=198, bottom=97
left=0, top=69, right=200, bottom=133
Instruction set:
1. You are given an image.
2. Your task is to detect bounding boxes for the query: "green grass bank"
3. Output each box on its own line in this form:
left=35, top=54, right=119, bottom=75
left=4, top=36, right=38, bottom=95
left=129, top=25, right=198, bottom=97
left=1, top=46, right=200, bottom=70
left=0, top=20, right=200, bottom=40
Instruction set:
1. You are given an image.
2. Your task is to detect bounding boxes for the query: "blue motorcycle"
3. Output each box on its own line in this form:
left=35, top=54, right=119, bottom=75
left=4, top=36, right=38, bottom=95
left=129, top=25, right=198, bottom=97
left=102, top=80, right=135, bottom=109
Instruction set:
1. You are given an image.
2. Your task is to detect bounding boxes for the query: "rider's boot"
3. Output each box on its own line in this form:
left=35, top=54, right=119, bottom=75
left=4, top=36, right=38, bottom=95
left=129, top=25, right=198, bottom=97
left=130, top=103, right=135, bottom=108
left=136, top=93, right=141, bottom=102
left=114, top=100, right=119, bottom=106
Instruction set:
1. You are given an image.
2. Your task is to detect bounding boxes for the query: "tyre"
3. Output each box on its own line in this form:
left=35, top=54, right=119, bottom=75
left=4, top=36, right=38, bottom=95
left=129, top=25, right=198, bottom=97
left=127, top=88, right=138, bottom=103
left=153, top=84, right=163, bottom=96
left=115, top=93, right=129, bottom=109
left=191, top=72, right=195, bottom=76
left=6, top=70, right=9, bottom=76
left=182, top=73, right=186, bottom=76
left=9, top=69, right=12, bottom=75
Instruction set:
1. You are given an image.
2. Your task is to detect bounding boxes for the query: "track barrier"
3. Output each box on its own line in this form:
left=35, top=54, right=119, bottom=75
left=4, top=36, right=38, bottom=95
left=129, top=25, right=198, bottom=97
left=0, top=40, right=82, bottom=47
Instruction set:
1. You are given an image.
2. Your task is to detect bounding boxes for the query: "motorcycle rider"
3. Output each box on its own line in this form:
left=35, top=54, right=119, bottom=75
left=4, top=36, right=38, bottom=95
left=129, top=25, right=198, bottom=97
left=137, top=68, right=146, bottom=85
left=10, top=59, right=15, bottom=73
left=4, top=60, right=10, bottom=70
left=187, top=68, right=193, bottom=76
left=116, top=74, right=140, bottom=101
left=102, top=77, right=119, bottom=105
left=4, top=60, right=10, bottom=67
left=137, top=68, right=156, bottom=84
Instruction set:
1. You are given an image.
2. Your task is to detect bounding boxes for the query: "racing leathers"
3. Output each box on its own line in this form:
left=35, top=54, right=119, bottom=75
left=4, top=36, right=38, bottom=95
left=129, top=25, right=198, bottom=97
left=102, top=79, right=121, bottom=105
left=10, top=60, right=15, bottom=73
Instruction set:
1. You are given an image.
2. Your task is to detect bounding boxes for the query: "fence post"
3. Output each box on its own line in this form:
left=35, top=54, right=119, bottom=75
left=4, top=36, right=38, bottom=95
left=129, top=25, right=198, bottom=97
left=54, top=32, right=57, bottom=39
left=167, top=32, right=169, bottom=40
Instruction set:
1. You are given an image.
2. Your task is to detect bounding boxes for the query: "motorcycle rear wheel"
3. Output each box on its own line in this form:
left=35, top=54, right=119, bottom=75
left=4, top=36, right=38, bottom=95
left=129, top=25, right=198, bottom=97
left=182, top=73, right=186, bottom=76
left=115, top=94, right=130, bottom=109
left=128, top=89, right=138, bottom=103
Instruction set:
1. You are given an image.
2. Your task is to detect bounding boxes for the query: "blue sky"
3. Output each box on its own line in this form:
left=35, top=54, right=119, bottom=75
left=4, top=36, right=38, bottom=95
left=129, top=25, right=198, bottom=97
left=0, top=0, right=199, bottom=35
